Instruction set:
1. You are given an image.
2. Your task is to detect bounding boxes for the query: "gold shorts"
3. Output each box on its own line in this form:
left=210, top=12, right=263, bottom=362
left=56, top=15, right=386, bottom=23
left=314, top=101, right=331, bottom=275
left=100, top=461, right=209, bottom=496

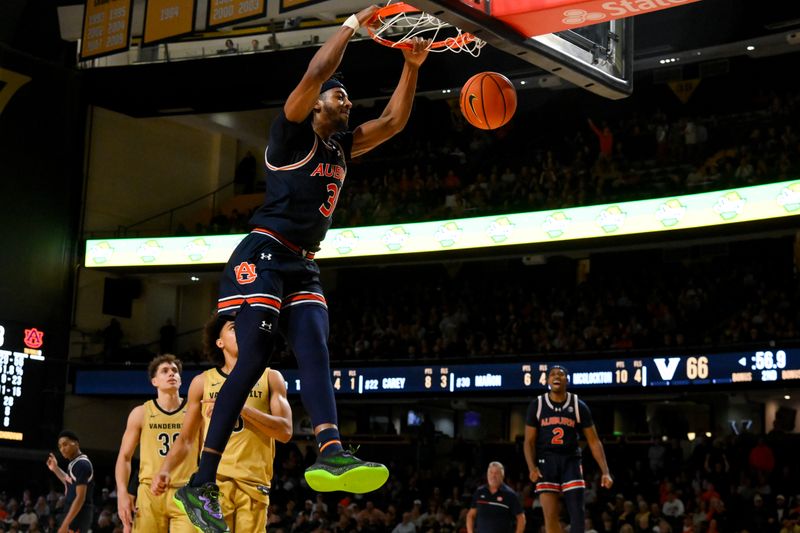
left=132, top=484, right=195, bottom=533
left=216, top=476, right=270, bottom=533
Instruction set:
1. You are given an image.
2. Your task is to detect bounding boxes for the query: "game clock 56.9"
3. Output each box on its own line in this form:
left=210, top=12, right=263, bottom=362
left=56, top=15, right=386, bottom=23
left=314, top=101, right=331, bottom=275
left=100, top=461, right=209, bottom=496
left=74, top=347, right=800, bottom=397
left=277, top=348, right=800, bottom=395
left=0, top=320, right=47, bottom=443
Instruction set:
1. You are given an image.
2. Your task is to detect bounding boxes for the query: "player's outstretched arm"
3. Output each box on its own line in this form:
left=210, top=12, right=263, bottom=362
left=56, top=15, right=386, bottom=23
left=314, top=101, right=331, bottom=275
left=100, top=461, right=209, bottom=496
left=351, top=38, right=430, bottom=158
left=284, top=5, right=378, bottom=123
left=151, top=374, right=204, bottom=495
left=583, top=425, right=613, bottom=488
left=115, top=405, right=143, bottom=533
left=238, top=369, right=293, bottom=443
left=45, top=453, right=70, bottom=486
left=524, top=425, right=541, bottom=483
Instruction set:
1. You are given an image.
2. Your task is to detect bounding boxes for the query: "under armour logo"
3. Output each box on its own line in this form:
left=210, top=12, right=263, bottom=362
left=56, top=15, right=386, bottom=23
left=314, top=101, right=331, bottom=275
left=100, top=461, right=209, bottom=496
left=260, top=321, right=272, bottom=332
left=260, top=253, right=272, bottom=261
left=562, top=8, right=606, bottom=25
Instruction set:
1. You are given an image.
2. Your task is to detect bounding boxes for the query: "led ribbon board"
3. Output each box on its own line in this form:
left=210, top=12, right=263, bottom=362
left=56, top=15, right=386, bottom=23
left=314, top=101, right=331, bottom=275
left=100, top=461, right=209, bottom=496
left=75, top=347, right=800, bottom=395
left=85, top=180, right=800, bottom=267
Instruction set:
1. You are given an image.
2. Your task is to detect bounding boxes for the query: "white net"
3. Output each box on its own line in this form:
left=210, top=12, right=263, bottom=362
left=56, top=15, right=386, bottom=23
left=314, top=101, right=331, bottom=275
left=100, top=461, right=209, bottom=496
left=369, top=3, right=486, bottom=56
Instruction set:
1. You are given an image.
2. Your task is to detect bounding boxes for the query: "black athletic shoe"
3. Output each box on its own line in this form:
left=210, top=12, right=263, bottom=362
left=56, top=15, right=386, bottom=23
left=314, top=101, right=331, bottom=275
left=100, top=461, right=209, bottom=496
left=173, top=479, right=230, bottom=533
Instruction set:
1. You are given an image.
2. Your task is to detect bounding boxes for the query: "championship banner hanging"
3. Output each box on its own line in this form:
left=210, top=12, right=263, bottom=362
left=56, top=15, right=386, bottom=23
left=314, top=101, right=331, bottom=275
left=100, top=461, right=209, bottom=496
left=143, top=0, right=196, bottom=44
left=207, top=0, right=267, bottom=29
left=80, top=0, right=132, bottom=59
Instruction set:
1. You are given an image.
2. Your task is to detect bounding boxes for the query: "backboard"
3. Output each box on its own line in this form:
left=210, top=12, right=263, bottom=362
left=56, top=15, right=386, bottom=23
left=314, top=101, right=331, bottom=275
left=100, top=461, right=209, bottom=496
left=410, top=0, right=635, bottom=99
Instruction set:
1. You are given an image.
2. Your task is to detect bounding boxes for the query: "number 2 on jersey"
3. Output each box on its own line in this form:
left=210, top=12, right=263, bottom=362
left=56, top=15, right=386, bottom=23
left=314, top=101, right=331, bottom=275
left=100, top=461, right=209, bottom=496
left=551, top=427, right=565, bottom=445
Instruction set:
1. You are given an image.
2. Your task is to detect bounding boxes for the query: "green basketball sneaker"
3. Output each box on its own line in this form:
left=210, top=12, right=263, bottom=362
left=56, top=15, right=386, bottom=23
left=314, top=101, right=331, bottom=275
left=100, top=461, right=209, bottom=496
left=305, top=448, right=389, bottom=493
left=173, top=480, right=230, bottom=533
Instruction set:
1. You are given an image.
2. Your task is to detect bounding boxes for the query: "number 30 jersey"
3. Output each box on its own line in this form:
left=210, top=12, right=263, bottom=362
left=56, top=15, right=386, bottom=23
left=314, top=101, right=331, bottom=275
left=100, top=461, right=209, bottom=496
left=138, top=398, right=198, bottom=488
left=526, top=392, right=594, bottom=456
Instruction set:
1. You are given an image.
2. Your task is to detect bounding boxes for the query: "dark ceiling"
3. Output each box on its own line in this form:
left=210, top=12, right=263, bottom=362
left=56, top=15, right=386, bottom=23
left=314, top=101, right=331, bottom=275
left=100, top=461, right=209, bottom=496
left=2, top=0, right=800, bottom=117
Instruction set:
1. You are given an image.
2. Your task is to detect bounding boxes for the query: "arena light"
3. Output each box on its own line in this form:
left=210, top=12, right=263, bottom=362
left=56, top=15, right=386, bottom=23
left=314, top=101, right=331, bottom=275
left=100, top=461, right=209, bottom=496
left=85, top=179, right=800, bottom=268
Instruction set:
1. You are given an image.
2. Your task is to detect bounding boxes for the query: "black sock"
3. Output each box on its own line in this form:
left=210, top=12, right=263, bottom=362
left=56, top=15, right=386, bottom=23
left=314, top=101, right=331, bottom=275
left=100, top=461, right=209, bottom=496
left=192, top=451, right=222, bottom=486
left=317, top=427, right=343, bottom=457
left=194, top=307, right=276, bottom=485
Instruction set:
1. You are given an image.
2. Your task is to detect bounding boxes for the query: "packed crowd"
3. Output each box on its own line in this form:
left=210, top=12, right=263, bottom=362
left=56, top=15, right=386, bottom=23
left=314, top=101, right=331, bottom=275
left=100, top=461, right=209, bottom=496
left=312, top=239, right=798, bottom=362
left=185, top=77, right=800, bottom=236
left=100, top=235, right=798, bottom=365
left=2, top=428, right=798, bottom=532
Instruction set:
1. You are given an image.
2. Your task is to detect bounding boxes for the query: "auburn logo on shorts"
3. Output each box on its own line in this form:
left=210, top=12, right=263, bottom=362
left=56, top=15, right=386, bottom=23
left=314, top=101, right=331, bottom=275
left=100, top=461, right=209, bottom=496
left=234, top=262, right=257, bottom=284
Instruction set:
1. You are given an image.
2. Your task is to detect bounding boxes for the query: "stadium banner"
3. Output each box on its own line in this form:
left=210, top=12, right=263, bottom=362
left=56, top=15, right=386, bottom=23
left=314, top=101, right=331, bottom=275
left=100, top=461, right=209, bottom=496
left=84, top=180, right=800, bottom=267
left=279, top=0, right=328, bottom=13
left=79, top=0, right=133, bottom=60
left=143, top=0, right=196, bottom=44
left=207, top=0, right=267, bottom=29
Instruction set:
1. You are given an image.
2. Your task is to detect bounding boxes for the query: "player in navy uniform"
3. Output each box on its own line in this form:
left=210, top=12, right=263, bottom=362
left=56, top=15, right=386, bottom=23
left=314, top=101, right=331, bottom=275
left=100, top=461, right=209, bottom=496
left=466, top=462, right=525, bottom=533
left=174, top=5, right=431, bottom=532
left=524, top=366, right=613, bottom=533
left=46, top=430, right=95, bottom=533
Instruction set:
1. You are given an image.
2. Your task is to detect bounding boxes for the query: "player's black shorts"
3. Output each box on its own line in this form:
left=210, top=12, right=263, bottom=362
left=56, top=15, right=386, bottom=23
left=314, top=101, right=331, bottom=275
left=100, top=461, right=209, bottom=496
left=535, top=453, right=585, bottom=493
left=217, top=228, right=327, bottom=316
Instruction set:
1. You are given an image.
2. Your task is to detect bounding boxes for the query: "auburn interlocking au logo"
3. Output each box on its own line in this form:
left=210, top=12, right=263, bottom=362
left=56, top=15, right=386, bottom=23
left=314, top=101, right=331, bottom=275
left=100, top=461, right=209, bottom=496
left=24, top=328, right=44, bottom=349
left=234, top=262, right=257, bottom=284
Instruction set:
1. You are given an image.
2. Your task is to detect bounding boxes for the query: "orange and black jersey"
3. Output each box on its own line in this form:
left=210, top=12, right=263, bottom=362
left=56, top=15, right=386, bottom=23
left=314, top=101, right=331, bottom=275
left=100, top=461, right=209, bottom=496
left=250, top=110, right=353, bottom=252
left=526, top=392, right=593, bottom=456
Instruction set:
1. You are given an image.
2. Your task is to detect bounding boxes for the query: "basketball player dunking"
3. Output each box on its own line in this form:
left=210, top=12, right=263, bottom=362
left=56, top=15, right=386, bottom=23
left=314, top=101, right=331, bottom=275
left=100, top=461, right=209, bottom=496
left=174, top=8, right=430, bottom=528
left=524, top=366, right=613, bottom=533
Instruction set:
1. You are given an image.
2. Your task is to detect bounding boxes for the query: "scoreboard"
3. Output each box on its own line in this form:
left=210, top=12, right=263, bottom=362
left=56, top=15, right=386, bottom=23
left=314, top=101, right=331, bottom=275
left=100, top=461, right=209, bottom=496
left=0, top=320, right=48, bottom=443
left=75, top=347, right=800, bottom=396
left=279, top=348, right=800, bottom=395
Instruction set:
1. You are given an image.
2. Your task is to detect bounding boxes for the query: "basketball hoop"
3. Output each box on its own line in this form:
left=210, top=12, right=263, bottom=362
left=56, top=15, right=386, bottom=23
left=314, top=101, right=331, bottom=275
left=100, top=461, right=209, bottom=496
left=367, top=2, right=486, bottom=56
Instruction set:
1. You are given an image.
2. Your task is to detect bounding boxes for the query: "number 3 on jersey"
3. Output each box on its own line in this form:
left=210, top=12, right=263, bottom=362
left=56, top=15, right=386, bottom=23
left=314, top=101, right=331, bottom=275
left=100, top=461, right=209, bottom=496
left=319, top=183, right=340, bottom=217
left=158, top=432, right=180, bottom=456
left=550, top=427, right=564, bottom=445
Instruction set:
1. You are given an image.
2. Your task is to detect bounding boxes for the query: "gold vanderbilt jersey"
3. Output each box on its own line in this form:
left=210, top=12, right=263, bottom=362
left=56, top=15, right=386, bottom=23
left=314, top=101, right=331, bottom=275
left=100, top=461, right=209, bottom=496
left=139, top=399, right=198, bottom=487
left=202, top=368, right=275, bottom=487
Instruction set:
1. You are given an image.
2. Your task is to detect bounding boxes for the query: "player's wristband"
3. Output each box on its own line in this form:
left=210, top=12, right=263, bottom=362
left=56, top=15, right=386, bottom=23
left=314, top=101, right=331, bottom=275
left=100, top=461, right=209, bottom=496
left=343, top=14, right=359, bottom=32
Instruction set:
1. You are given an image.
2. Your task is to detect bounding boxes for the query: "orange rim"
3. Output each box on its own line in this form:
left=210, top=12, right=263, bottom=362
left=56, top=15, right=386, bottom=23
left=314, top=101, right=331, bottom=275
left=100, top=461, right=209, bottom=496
left=367, top=2, right=478, bottom=50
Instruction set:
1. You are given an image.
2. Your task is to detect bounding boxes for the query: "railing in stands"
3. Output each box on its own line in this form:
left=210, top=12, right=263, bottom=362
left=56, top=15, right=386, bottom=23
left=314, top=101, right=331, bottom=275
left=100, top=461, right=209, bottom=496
left=84, top=179, right=235, bottom=238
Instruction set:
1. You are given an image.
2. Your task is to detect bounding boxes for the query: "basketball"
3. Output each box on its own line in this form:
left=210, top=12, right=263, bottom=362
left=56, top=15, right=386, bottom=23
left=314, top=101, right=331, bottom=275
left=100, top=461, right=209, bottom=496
left=459, top=71, right=517, bottom=130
